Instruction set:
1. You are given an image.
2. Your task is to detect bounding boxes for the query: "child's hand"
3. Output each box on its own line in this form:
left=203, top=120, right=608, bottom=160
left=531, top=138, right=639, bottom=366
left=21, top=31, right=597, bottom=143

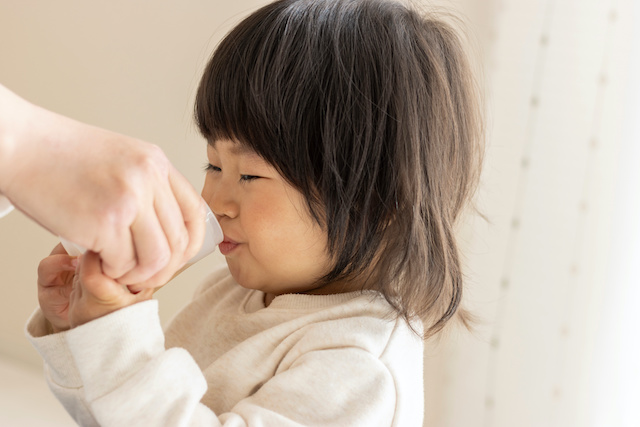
left=37, top=244, right=78, bottom=333
left=68, top=250, right=154, bottom=328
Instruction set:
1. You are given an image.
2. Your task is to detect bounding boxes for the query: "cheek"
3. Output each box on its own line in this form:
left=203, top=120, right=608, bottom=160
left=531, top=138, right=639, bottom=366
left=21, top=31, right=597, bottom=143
left=246, top=198, right=325, bottom=257
left=243, top=200, right=289, bottom=249
left=200, top=179, right=212, bottom=201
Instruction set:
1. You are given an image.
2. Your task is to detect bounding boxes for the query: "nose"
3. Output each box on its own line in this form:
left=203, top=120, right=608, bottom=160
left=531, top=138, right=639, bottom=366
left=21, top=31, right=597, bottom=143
left=201, top=178, right=239, bottom=220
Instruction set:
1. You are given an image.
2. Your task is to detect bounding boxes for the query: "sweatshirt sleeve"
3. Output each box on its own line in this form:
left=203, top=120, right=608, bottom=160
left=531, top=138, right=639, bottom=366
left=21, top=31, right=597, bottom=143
left=0, top=194, right=13, bottom=218
left=61, top=300, right=218, bottom=426
left=25, top=309, right=99, bottom=426
left=25, top=302, right=213, bottom=426
left=28, top=300, right=401, bottom=426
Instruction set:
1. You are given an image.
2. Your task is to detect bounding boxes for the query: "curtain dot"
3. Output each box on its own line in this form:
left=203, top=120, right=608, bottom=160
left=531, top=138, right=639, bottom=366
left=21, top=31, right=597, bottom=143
left=531, top=96, right=539, bottom=107
left=579, top=200, right=589, bottom=212
left=599, top=73, right=608, bottom=86
left=540, top=34, right=549, bottom=46
left=485, top=396, right=495, bottom=409
left=553, top=386, right=563, bottom=398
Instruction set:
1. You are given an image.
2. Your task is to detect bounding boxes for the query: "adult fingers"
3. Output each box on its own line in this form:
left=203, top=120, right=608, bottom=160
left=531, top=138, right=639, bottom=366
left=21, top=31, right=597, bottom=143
left=126, top=186, right=189, bottom=289
left=97, top=221, right=137, bottom=281
left=167, top=164, right=206, bottom=264
left=113, top=204, right=171, bottom=286
left=125, top=168, right=205, bottom=292
left=128, top=166, right=206, bottom=292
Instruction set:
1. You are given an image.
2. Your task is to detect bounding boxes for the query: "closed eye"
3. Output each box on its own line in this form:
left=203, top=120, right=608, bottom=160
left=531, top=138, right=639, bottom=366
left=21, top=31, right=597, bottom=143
left=240, top=175, right=260, bottom=182
left=204, top=164, right=259, bottom=182
left=204, top=163, right=221, bottom=173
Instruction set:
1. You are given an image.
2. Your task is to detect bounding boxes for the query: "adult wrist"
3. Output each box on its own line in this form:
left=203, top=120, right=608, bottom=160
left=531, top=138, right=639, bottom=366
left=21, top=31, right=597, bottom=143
left=0, top=86, right=13, bottom=194
left=0, top=85, right=33, bottom=196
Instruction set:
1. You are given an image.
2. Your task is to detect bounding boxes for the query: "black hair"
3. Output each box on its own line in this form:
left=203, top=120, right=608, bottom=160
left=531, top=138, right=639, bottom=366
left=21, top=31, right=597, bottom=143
left=196, top=0, right=484, bottom=338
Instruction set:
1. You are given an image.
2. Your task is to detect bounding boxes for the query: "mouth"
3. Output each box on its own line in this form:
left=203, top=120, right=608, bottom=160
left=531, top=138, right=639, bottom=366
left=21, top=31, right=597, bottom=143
left=218, top=236, right=240, bottom=256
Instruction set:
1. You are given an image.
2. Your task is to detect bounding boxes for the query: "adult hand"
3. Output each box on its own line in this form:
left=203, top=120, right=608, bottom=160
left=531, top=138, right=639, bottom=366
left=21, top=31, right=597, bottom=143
left=0, top=85, right=206, bottom=288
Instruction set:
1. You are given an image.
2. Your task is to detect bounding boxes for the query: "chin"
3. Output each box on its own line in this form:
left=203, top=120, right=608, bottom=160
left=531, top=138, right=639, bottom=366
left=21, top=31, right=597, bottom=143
left=226, top=263, right=264, bottom=292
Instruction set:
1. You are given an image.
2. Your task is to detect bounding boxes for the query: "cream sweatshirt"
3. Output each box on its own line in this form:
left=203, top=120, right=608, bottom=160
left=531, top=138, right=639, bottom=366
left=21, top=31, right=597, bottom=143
left=26, top=265, right=425, bottom=426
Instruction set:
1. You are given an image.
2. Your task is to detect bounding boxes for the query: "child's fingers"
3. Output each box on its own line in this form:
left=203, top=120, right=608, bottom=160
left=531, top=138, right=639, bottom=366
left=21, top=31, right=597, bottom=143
left=49, top=242, right=70, bottom=256
left=37, top=254, right=79, bottom=287
left=133, top=287, right=154, bottom=303
left=77, top=250, right=131, bottom=303
left=69, top=250, right=150, bottom=328
left=96, top=225, right=137, bottom=281
left=76, top=250, right=115, bottom=298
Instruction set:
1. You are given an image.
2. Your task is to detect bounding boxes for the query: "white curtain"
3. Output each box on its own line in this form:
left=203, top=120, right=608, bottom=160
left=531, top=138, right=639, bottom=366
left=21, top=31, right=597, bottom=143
left=424, top=0, right=639, bottom=426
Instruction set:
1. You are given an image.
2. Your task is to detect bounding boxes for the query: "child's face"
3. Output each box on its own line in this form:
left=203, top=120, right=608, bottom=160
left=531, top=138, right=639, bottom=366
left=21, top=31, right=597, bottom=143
left=201, top=140, right=332, bottom=297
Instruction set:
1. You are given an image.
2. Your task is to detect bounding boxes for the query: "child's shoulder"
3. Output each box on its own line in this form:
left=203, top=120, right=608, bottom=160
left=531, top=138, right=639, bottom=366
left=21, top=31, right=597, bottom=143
left=277, top=291, right=424, bottom=360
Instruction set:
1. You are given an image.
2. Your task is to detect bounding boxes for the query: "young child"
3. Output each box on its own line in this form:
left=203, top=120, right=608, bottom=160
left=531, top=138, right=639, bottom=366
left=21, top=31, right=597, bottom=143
left=27, top=0, right=483, bottom=425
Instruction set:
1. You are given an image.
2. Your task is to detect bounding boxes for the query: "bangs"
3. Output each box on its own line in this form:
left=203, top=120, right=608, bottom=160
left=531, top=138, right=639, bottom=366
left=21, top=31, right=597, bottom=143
left=194, top=1, right=321, bottom=186
left=194, top=31, right=277, bottom=154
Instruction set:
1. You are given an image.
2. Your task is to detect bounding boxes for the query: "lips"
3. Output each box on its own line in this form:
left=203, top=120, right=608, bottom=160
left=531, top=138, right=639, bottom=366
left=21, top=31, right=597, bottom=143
left=218, top=236, right=240, bottom=255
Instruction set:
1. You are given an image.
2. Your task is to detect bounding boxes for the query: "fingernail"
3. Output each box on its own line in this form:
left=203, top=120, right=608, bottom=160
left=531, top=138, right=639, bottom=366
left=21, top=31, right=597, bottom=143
left=70, top=258, right=79, bottom=268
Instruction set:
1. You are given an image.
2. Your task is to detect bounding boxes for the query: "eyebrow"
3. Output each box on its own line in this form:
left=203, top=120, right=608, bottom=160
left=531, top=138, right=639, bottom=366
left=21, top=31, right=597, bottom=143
left=208, top=139, right=256, bottom=156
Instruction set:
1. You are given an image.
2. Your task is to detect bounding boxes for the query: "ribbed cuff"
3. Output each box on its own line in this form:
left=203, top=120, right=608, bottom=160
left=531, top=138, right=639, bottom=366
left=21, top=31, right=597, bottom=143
left=25, top=308, right=83, bottom=388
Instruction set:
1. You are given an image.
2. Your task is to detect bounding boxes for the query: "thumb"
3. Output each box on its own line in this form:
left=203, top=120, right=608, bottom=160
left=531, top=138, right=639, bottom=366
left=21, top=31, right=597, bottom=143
left=76, top=251, right=122, bottom=302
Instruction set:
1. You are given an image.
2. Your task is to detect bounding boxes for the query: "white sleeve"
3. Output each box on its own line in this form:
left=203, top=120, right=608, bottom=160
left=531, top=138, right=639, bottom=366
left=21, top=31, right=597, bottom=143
left=25, top=302, right=209, bottom=427
left=65, top=300, right=219, bottom=426
left=25, top=309, right=99, bottom=427
left=0, top=194, right=13, bottom=218
left=29, top=300, right=400, bottom=426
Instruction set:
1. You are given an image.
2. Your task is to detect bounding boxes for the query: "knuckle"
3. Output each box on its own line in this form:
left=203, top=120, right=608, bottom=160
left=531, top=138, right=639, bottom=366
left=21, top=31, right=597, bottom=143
left=136, top=144, right=169, bottom=177
left=146, top=143, right=167, bottom=162
left=98, top=192, right=138, bottom=232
